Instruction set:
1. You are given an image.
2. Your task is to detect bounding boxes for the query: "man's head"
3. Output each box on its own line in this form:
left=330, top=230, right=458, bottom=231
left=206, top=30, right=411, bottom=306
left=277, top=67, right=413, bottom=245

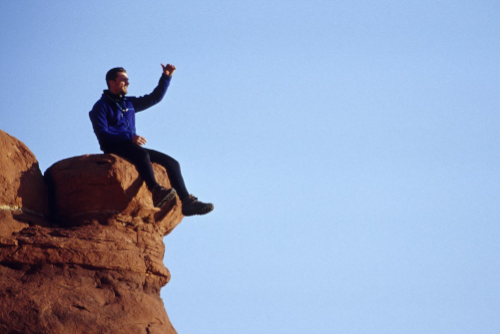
left=106, top=67, right=129, bottom=95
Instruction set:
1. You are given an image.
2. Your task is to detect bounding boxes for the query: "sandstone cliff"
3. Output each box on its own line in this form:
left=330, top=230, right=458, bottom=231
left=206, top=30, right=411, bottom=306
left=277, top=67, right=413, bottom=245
left=0, top=129, right=182, bottom=334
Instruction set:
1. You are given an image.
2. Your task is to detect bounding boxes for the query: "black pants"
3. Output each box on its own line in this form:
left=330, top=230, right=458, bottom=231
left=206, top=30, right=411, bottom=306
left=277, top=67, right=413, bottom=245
left=102, top=141, right=190, bottom=200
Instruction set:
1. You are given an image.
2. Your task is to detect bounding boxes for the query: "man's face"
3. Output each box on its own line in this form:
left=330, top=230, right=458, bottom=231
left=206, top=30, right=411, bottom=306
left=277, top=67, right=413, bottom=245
left=109, top=72, right=129, bottom=95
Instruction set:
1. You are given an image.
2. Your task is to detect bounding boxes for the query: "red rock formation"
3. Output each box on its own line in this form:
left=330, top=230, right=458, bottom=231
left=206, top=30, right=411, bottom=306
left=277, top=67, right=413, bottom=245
left=0, top=130, right=182, bottom=334
left=0, top=130, right=49, bottom=237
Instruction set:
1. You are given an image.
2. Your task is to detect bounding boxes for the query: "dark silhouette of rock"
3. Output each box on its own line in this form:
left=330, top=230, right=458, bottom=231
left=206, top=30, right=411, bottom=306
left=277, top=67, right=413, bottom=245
left=0, top=130, right=182, bottom=334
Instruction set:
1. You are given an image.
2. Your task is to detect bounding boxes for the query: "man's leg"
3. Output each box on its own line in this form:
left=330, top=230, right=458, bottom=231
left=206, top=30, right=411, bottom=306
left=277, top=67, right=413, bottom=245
left=146, top=149, right=214, bottom=216
left=102, top=143, right=213, bottom=216
left=145, top=149, right=190, bottom=201
left=102, top=142, right=176, bottom=207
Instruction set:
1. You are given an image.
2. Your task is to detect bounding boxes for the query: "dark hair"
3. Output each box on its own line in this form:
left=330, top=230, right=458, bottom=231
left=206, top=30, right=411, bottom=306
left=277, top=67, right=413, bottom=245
left=106, top=67, right=126, bottom=88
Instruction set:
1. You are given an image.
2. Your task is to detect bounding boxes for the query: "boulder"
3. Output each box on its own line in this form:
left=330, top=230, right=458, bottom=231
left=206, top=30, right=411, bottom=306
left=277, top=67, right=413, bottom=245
left=44, top=154, right=183, bottom=235
left=0, top=129, right=49, bottom=237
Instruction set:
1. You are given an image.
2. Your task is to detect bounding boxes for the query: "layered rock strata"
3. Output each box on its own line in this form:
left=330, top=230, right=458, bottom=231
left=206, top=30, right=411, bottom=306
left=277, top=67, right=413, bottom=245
left=0, top=130, right=182, bottom=334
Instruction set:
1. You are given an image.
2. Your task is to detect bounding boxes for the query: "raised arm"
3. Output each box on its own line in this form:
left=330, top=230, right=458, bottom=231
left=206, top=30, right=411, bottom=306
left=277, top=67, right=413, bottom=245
left=129, top=64, right=176, bottom=112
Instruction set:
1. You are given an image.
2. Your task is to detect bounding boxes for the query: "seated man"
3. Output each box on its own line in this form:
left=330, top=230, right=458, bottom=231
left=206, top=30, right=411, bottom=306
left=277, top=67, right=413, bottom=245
left=89, top=64, right=213, bottom=216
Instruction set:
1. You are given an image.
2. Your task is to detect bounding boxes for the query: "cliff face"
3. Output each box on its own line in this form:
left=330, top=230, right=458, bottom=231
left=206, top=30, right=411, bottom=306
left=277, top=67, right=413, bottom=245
left=0, top=130, right=182, bottom=334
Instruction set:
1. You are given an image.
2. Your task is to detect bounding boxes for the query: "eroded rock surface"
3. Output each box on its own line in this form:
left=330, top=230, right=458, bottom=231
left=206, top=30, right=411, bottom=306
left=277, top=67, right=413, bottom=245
left=0, top=129, right=49, bottom=237
left=0, top=130, right=182, bottom=334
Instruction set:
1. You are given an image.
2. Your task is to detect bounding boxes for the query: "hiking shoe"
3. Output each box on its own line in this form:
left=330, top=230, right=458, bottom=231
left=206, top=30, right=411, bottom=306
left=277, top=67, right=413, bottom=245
left=182, top=195, right=214, bottom=216
left=152, top=185, right=177, bottom=208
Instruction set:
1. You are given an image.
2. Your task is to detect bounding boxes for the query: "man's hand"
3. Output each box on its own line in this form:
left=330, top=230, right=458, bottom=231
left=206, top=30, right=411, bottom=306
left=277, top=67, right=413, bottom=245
left=132, top=135, right=147, bottom=146
left=161, top=63, right=176, bottom=76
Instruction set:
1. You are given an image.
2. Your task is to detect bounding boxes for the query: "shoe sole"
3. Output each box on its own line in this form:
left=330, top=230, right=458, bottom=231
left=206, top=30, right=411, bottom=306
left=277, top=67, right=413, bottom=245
left=182, top=204, right=214, bottom=216
left=154, top=188, right=177, bottom=208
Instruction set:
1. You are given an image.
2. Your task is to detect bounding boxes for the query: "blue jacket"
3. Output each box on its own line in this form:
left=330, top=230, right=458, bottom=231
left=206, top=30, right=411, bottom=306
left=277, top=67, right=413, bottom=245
left=89, top=74, right=172, bottom=149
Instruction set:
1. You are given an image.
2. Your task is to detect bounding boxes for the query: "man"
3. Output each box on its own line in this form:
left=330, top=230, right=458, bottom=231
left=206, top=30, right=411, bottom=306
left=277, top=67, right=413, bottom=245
left=89, top=64, right=213, bottom=216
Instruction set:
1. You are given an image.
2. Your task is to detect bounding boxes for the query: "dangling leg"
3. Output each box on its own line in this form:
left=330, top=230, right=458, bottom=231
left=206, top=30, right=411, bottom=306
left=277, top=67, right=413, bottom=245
left=147, top=149, right=213, bottom=216
left=147, top=149, right=190, bottom=200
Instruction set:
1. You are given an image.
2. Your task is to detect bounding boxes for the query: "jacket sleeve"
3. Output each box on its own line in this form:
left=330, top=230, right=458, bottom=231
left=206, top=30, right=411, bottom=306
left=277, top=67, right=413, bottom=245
left=89, top=103, right=133, bottom=144
left=128, top=74, right=172, bottom=112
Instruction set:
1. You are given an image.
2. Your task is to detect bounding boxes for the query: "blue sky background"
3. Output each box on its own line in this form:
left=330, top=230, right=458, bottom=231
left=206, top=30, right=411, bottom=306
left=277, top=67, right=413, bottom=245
left=2, top=1, right=500, bottom=333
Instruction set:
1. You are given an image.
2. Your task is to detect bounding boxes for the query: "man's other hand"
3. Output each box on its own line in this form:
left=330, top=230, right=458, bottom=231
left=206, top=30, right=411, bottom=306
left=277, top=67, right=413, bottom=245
left=161, top=63, right=176, bottom=76
left=132, top=135, right=147, bottom=146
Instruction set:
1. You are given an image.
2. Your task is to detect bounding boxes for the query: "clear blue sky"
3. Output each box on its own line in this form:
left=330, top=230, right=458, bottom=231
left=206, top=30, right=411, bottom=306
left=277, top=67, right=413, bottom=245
left=2, top=1, right=500, bottom=333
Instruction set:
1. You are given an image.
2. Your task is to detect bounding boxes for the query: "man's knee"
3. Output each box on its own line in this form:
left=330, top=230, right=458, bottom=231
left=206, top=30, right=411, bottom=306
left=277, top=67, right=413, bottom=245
left=136, top=149, right=151, bottom=163
left=169, top=158, right=181, bottom=171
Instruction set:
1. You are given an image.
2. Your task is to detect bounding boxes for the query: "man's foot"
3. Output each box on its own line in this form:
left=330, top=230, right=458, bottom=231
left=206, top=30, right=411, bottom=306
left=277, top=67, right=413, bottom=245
left=151, top=185, right=177, bottom=208
left=182, top=195, right=214, bottom=216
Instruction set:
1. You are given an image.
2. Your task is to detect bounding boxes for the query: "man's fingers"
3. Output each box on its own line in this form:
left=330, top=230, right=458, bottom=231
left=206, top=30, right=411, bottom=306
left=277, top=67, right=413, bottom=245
left=161, top=63, right=176, bottom=76
left=133, top=135, right=147, bottom=146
